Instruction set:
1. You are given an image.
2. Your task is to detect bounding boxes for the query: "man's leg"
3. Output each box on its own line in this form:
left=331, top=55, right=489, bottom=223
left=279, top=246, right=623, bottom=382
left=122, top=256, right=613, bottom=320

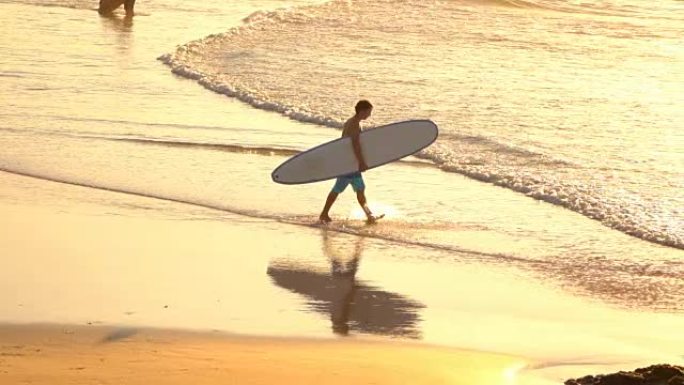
left=98, top=0, right=122, bottom=15
left=355, top=190, right=375, bottom=222
left=355, top=190, right=367, bottom=207
left=319, top=192, right=339, bottom=223
left=320, top=177, right=349, bottom=223
left=351, top=174, right=375, bottom=222
left=124, top=0, right=135, bottom=16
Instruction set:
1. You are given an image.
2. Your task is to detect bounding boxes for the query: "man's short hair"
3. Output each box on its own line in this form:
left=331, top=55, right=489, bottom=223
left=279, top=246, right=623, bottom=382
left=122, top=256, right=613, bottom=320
left=355, top=100, right=373, bottom=114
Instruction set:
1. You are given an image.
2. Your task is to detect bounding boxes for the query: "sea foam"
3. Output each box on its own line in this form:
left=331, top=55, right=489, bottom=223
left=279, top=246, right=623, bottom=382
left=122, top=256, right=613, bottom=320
left=159, top=0, right=683, bottom=249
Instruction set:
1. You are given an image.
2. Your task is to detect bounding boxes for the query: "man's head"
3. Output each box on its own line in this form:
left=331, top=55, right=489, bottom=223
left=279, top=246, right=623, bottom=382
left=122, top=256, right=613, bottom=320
left=355, top=100, right=373, bottom=120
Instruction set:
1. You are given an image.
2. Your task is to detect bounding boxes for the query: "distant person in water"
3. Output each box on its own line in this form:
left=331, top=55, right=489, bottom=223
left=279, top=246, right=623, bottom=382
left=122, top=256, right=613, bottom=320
left=319, top=100, right=379, bottom=224
left=98, top=0, right=135, bottom=16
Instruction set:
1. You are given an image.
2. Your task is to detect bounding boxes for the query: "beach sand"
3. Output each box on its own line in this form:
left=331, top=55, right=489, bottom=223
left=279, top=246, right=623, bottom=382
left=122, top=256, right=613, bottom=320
left=0, top=324, right=528, bottom=385
left=0, top=176, right=540, bottom=385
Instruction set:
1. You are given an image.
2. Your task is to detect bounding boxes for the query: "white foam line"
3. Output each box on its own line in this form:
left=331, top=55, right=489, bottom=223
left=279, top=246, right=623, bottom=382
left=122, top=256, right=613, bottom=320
left=156, top=6, right=683, bottom=251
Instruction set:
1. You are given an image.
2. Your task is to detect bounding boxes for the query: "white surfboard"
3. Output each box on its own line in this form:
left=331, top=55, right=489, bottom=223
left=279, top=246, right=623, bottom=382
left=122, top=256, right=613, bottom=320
left=271, top=120, right=438, bottom=185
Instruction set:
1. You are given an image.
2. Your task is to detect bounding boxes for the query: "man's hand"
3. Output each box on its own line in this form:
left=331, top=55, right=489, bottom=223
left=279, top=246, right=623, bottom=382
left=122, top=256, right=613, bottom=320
left=359, top=161, right=369, bottom=172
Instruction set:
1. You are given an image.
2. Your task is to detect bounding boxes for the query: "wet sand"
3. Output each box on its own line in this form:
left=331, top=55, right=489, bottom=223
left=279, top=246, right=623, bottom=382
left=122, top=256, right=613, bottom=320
left=0, top=324, right=529, bottom=385
left=2, top=171, right=684, bottom=385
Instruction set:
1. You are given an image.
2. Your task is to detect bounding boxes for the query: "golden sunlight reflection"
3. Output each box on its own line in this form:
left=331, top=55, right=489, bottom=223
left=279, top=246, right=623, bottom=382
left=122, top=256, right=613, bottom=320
left=504, top=363, right=527, bottom=385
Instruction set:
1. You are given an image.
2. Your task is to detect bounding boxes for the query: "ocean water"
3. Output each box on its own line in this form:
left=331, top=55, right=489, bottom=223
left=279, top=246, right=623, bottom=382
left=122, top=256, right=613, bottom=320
left=1, top=0, right=684, bottom=372
left=160, top=0, right=684, bottom=249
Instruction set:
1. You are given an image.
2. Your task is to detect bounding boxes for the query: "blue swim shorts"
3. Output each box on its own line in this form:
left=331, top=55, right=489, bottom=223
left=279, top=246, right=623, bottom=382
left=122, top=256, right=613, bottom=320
left=331, top=172, right=365, bottom=193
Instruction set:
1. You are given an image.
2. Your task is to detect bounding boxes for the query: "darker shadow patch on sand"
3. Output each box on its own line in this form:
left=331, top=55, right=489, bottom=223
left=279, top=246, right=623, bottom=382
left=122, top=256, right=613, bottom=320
left=100, top=328, right=138, bottom=343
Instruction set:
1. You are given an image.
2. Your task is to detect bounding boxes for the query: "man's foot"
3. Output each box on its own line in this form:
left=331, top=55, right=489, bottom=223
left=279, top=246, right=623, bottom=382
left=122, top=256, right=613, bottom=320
left=319, top=214, right=332, bottom=224
left=365, top=214, right=385, bottom=225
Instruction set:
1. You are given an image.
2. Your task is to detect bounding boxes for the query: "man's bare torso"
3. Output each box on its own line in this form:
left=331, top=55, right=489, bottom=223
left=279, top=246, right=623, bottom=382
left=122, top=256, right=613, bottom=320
left=341, top=117, right=361, bottom=138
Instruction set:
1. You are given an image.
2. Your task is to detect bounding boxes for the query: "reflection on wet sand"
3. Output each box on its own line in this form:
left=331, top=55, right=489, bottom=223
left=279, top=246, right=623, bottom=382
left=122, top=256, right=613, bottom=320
left=99, top=12, right=134, bottom=33
left=267, top=230, right=425, bottom=338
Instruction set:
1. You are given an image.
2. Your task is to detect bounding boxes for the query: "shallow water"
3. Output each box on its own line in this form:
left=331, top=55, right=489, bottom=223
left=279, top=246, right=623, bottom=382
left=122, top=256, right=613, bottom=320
left=1, top=0, right=683, bottom=380
left=160, top=0, right=684, bottom=249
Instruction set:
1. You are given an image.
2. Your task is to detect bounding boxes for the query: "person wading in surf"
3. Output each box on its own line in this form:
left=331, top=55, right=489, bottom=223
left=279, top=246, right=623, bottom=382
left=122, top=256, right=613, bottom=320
left=319, top=100, right=379, bottom=224
left=98, top=0, right=136, bottom=17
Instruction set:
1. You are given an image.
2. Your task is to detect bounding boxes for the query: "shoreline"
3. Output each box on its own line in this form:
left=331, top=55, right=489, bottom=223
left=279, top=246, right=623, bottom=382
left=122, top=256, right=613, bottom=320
left=2, top=171, right=684, bottom=385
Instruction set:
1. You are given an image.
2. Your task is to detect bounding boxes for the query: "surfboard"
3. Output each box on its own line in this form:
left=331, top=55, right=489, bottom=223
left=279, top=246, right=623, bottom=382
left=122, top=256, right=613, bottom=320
left=271, top=120, right=438, bottom=185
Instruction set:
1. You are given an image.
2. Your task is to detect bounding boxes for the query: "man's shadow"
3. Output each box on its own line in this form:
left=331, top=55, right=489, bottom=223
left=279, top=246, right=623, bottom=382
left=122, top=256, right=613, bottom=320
left=267, top=230, right=424, bottom=338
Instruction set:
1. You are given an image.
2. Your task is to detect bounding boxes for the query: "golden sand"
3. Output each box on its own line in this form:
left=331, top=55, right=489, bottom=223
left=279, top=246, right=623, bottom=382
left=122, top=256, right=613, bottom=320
left=0, top=324, right=525, bottom=385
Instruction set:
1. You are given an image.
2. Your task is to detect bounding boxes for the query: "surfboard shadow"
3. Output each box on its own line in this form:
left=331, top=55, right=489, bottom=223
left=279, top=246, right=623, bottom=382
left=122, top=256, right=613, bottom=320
left=267, top=231, right=424, bottom=338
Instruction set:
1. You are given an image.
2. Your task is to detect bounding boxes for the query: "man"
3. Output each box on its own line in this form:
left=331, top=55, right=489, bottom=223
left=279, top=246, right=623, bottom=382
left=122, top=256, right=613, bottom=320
left=319, top=100, right=379, bottom=224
